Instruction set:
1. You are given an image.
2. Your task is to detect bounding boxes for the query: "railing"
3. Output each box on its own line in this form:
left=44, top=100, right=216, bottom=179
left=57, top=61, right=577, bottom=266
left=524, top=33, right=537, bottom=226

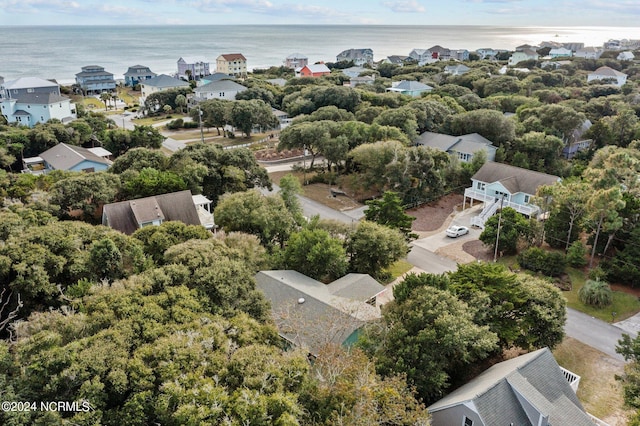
left=470, top=199, right=501, bottom=229
left=587, top=413, right=611, bottom=426
left=559, top=366, right=581, bottom=393
left=464, top=188, right=539, bottom=217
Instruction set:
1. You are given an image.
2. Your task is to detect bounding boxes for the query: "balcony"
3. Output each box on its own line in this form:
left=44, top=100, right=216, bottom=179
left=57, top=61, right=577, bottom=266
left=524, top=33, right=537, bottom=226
left=464, top=188, right=539, bottom=217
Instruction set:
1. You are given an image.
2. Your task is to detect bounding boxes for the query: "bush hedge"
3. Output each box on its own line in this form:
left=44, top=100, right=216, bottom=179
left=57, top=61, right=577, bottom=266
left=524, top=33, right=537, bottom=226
left=517, top=247, right=566, bottom=277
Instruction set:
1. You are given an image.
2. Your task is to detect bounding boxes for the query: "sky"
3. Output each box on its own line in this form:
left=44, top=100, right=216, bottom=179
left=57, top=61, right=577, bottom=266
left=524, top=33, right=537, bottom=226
left=0, top=0, right=639, bottom=27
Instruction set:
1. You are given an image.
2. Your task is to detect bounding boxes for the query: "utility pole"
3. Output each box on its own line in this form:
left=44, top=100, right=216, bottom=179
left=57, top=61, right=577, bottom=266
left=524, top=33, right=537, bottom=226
left=302, top=143, right=307, bottom=185
left=493, top=194, right=507, bottom=262
left=198, top=105, right=204, bottom=144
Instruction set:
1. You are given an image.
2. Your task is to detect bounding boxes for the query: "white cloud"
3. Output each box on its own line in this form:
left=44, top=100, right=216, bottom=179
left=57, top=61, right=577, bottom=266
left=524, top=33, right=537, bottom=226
left=382, top=0, right=426, bottom=13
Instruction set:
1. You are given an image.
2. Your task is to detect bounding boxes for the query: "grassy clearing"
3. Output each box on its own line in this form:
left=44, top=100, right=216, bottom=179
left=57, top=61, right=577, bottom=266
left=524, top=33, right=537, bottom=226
left=553, top=337, right=631, bottom=423
left=384, top=260, right=413, bottom=282
left=117, top=88, right=138, bottom=106
left=269, top=170, right=363, bottom=212
left=497, top=255, right=640, bottom=323
left=563, top=268, right=640, bottom=322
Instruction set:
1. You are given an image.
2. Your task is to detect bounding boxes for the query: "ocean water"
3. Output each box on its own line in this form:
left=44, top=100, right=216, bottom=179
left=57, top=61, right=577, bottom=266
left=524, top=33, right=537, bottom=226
left=1, top=25, right=639, bottom=84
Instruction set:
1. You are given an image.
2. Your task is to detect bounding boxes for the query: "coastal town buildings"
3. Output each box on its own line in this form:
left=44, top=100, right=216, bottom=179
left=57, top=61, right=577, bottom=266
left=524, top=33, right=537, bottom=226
left=123, top=65, right=157, bottom=87
left=216, top=53, right=248, bottom=78
left=75, top=65, right=116, bottom=94
left=296, top=64, right=331, bottom=78
left=386, top=80, right=433, bottom=97
left=284, top=53, right=308, bottom=69
left=508, top=49, right=539, bottom=66
left=177, top=56, right=210, bottom=80
left=336, top=48, right=374, bottom=66
left=587, top=66, right=628, bottom=87
left=0, top=76, right=76, bottom=127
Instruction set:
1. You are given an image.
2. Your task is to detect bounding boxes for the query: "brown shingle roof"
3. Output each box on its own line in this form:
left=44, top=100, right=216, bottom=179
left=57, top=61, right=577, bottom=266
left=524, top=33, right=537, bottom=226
left=220, top=53, right=246, bottom=61
left=102, top=190, right=201, bottom=235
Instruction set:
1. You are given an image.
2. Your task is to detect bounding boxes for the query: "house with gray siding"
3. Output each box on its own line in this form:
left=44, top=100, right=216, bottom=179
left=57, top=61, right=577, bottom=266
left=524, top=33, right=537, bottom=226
left=336, top=48, right=374, bottom=66
left=75, top=65, right=116, bottom=94
left=177, top=56, right=210, bottom=80
left=417, top=132, right=496, bottom=163
left=123, top=65, right=156, bottom=86
left=428, top=348, right=601, bottom=426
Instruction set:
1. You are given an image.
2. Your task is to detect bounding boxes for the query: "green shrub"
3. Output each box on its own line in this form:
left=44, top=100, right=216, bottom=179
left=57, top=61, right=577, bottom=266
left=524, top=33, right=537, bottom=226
left=183, top=121, right=199, bottom=129
left=517, top=247, right=566, bottom=276
left=566, top=240, right=588, bottom=268
left=166, top=118, right=184, bottom=130
left=588, top=266, right=607, bottom=282
left=578, top=279, right=613, bottom=308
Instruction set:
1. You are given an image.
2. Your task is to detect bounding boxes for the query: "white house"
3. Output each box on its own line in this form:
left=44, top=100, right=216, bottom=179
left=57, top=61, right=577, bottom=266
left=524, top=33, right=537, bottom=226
left=140, top=74, right=190, bottom=104
left=444, top=64, right=470, bottom=76
left=575, top=46, right=602, bottom=59
left=192, top=79, right=247, bottom=101
left=587, top=66, right=628, bottom=87
left=617, top=51, right=635, bottom=61
left=508, top=49, right=539, bottom=66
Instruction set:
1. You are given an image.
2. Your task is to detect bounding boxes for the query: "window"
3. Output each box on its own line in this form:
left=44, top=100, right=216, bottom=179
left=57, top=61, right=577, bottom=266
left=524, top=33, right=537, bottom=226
left=524, top=195, right=530, bottom=203
left=27, top=88, right=34, bottom=93
left=476, top=182, right=485, bottom=191
left=464, top=417, right=473, bottom=426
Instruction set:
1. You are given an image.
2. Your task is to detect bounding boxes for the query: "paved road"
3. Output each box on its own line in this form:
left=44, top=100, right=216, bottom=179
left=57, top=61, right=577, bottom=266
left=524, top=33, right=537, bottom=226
left=565, top=308, right=633, bottom=362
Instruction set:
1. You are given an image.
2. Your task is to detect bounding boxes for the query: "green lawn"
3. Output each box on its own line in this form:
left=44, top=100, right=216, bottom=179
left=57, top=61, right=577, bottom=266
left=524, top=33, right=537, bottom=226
left=497, top=255, right=640, bottom=322
left=563, top=268, right=640, bottom=322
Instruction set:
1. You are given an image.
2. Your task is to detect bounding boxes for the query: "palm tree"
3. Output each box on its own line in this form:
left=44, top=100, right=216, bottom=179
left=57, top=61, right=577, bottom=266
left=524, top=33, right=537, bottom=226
left=99, top=92, right=110, bottom=111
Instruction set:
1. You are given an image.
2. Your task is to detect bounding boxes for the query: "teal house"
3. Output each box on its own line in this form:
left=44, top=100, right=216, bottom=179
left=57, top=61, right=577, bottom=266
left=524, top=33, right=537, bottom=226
left=464, top=162, right=560, bottom=229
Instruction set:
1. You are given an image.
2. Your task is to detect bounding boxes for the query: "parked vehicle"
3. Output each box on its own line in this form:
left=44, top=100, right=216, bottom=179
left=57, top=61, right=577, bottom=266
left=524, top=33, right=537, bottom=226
left=446, top=225, right=469, bottom=238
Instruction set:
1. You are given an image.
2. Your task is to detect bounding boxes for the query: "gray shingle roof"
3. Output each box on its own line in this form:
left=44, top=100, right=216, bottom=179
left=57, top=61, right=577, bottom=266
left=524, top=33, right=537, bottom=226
left=102, top=190, right=201, bottom=235
left=39, top=143, right=112, bottom=171
left=194, top=79, right=247, bottom=93
left=14, top=92, right=69, bottom=104
left=428, top=348, right=594, bottom=426
left=389, top=80, right=433, bottom=91
left=417, top=132, right=494, bottom=155
left=255, top=270, right=381, bottom=356
left=4, top=77, right=58, bottom=90
left=327, top=273, right=385, bottom=301
left=471, top=162, right=560, bottom=195
left=142, top=74, right=189, bottom=89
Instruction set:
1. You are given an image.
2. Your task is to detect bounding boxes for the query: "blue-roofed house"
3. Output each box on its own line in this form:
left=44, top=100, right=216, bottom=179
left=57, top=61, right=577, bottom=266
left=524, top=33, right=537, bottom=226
left=75, top=65, right=116, bottom=95
left=123, top=65, right=157, bottom=87
left=386, top=80, right=433, bottom=97
left=427, top=348, right=603, bottom=426
left=22, top=143, right=112, bottom=174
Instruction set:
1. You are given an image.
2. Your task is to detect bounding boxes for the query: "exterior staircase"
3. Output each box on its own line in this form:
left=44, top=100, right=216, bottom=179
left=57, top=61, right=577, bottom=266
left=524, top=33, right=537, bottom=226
left=471, top=198, right=501, bottom=229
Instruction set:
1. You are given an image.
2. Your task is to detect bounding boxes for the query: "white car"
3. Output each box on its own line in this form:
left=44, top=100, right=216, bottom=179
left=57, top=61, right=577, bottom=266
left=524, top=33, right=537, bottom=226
left=446, top=225, right=469, bottom=238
